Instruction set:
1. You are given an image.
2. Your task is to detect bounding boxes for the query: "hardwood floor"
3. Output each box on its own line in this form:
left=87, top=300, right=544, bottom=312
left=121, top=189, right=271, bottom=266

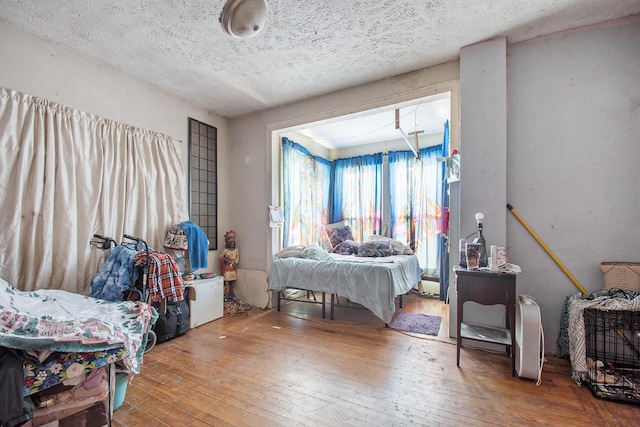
left=112, top=293, right=639, bottom=426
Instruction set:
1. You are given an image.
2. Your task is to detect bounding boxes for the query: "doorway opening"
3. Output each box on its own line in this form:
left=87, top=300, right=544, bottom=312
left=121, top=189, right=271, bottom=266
left=267, top=83, right=460, bottom=325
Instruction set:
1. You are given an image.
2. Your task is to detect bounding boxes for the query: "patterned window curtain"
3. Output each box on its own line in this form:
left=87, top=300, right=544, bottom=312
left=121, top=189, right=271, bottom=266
left=281, top=137, right=331, bottom=247
left=0, top=88, right=188, bottom=293
left=331, top=154, right=383, bottom=242
left=388, top=142, right=444, bottom=276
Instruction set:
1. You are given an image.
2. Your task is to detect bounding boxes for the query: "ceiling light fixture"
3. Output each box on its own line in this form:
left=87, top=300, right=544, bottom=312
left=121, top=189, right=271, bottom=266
left=220, top=0, right=268, bottom=39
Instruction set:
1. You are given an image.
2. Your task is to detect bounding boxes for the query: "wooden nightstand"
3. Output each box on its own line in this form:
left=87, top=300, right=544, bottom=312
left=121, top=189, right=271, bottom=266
left=454, top=267, right=517, bottom=376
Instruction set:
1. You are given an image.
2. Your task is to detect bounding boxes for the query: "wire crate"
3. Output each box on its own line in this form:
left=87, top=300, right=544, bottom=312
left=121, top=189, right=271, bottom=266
left=583, top=307, right=640, bottom=404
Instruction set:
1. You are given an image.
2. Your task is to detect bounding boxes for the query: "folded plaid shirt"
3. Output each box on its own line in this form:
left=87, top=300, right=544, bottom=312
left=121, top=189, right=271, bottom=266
left=134, top=250, right=185, bottom=303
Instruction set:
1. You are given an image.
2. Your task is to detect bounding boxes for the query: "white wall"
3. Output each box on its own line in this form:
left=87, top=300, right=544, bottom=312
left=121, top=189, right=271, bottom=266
left=450, top=16, right=640, bottom=355
left=450, top=37, right=509, bottom=340
left=333, top=133, right=444, bottom=159
left=505, top=15, right=640, bottom=354
left=451, top=15, right=640, bottom=354
left=0, top=21, right=230, bottom=274
left=279, top=131, right=331, bottom=158
left=228, top=62, right=461, bottom=272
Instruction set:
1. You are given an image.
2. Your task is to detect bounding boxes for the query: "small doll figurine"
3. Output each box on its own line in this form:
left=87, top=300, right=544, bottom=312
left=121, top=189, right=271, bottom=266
left=220, top=231, right=239, bottom=301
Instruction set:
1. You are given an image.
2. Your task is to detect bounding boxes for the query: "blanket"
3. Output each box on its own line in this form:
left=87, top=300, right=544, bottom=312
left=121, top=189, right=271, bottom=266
left=0, top=278, right=152, bottom=373
left=270, top=254, right=421, bottom=324
left=327, top=253, right=397, bottom=263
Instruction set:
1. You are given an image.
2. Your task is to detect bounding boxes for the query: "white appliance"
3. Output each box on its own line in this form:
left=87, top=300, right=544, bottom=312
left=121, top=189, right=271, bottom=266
left=515, top=295, right=545, bottom=384
left=185, top=276, right=224, bottom=328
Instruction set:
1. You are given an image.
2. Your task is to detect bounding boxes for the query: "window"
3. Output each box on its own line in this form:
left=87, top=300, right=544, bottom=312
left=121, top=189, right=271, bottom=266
left=388, top=145, right=444, bottom=276
left=331, top=154, right=383, bottom=242
left=281, top=137, right=332, bottom=247
left=188, top=118, right=217, bottom=250
left=282, top=123, right=448, bottom=276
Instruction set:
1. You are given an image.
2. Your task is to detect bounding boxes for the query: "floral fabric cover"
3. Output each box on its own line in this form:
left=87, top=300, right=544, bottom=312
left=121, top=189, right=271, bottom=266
left=23, top=347, right=124, bottom=396
left=0, top=278, right=153, bottom=374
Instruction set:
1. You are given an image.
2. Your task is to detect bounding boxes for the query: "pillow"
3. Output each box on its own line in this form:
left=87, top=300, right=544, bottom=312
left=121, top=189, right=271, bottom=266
left=275, top=245, right=304, bottom=258
left=356, top=240, right=398, bottom=257
left=300, top=245, right=330, bottom=261
left=326, top=224, right=355, bottom=248
left=367, top=235, right=413, bottom=255
left=331, top=240, right=360, bottom=255
left=389, top=240, right=413, bottom=255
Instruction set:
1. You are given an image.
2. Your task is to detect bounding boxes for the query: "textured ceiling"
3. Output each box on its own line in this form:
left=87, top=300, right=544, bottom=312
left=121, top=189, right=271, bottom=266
left=1, top=0, right=639, bottom=147
left=2, top=0, right=639, bottom=119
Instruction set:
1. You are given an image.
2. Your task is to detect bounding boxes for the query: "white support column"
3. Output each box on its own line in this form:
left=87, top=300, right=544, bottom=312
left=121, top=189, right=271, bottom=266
left=450, top=37, right=508, bottom=338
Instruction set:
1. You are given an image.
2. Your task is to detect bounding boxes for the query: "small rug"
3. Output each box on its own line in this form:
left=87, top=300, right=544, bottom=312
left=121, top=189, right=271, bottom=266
left=390, top=312, right=441, bottom=336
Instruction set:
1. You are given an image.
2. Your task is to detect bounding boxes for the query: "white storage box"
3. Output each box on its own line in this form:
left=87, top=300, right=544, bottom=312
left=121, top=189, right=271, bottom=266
left=185, top=276, right=224, bottom=328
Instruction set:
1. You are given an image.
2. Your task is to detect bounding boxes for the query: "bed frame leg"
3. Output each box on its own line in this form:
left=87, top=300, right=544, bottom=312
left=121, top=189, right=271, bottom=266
left=321, top=292, right=326, bottom=318
left=330, top=294, right=335, bottom=320
left=277, top=290, right=281, bottom=311
left=399, top=294, right=403, bottom=308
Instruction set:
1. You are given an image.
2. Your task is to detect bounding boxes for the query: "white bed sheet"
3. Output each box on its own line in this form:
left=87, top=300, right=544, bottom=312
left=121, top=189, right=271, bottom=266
left=269, top=253, right=422, bottom=324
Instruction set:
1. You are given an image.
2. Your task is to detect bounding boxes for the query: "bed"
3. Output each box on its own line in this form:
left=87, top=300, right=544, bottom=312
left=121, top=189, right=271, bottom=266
left=0, top=277, right=154, bottom=426
left=269, top=247, right=422, bottom=324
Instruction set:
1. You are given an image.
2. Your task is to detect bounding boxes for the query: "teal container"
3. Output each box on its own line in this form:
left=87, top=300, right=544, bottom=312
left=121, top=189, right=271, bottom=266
left=113, top=373, right=129, bottom=410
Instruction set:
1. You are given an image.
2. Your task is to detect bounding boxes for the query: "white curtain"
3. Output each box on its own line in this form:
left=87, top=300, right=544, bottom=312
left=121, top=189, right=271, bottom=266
left=388, top=145, right=443, bottom=275
left=0, top=88, right=188, bottom=293
left=281, top=137, right=332, bottom=247
left=331, top=154, right=383, bottom=242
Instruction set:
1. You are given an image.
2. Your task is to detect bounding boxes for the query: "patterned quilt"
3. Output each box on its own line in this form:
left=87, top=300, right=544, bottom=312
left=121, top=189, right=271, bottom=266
left=23, top=348, right=124, bottom=396
left=0, top=278, right=153, bottom=373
